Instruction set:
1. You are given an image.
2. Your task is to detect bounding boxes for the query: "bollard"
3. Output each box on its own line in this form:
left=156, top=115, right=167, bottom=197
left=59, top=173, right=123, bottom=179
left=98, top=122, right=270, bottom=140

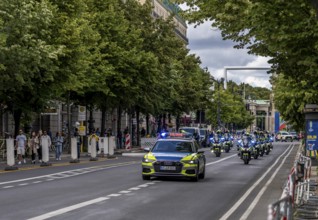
left=107, top=136, right=116, bottom=159
left=4, top=138, right=18, bottom=171
left=90, top=137, right=98, bottom=161
left=40, top=136, right=52, bottom=166
left=125, top=134, right=131, bottom=150
left=70, top=138, right=79, bottom=163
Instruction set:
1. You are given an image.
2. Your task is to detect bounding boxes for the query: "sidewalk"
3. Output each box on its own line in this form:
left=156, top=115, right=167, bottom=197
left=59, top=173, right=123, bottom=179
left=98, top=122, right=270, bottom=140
left=0, top=147, right=145, bottom=171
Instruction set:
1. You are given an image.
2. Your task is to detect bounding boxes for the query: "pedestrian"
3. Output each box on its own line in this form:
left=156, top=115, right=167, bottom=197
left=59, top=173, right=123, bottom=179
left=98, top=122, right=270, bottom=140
left=141, top=127, right=146, bottom=137
left=38, top=130, right=43, bottom=163
left=16, top=129, right=27, bottom=164
left=55, top=131, right=64, bottom=160
left=29, top=131, right=39, bottom=164
left=106, top=127, right=112, bottom=137
left=74, top=128, right=81, bottom=159
left=95, top=128, right=101, bottom=136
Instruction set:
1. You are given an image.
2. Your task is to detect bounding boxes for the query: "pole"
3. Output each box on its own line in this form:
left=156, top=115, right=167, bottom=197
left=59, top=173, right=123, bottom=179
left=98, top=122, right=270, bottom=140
left=217, top=81, right=221, bottom=129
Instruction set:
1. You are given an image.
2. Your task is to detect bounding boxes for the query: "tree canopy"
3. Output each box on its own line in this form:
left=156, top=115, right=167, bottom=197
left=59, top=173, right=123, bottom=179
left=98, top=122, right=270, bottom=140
left=176, top=0, right=318, bottom=130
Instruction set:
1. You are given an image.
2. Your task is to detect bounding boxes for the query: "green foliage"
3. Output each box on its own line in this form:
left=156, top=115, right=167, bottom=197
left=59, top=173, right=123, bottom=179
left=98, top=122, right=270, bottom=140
left=0, top=0, right=61, bottom=115
left=175, top=0, right=317, bottom=128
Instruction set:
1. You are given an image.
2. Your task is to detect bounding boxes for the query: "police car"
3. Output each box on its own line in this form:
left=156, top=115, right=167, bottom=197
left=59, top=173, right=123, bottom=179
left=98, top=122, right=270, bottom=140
left=141, top=132, right=206, bottom=181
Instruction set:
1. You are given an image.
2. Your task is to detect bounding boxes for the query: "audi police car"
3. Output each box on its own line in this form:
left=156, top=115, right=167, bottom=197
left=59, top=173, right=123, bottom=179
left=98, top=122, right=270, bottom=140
left=141, top=132, right=206, bottom=181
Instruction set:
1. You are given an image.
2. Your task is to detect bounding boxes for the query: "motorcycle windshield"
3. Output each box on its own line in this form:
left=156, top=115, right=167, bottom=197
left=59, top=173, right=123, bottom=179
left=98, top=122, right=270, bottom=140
left=214, top=135, right=219, bottom=143
left=242, top=138, right=249, bottom=147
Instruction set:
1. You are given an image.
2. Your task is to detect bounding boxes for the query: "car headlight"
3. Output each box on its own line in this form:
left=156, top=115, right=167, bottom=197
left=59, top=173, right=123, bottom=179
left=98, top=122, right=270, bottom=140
left=182, top=160, right=197, bottom=164
left=142, top=158, right=156, bottom=163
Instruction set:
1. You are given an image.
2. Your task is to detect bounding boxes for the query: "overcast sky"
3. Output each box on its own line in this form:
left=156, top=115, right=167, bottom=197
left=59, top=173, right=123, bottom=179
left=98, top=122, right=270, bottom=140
left=185, top=21, right=272, bottom=89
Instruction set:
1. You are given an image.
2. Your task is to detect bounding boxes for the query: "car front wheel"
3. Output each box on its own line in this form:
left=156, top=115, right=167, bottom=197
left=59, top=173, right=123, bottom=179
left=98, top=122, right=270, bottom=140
left=142, top=175, right=151, bottom=180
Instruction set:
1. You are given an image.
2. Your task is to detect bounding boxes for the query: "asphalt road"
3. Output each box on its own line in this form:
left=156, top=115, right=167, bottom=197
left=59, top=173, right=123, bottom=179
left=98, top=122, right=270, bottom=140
left=0, top=142, right=299, bottom=220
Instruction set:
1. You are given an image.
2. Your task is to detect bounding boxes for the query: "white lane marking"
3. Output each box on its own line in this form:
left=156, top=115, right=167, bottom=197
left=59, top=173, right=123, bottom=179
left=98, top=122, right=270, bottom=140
left=138, top=184, right=149, bottom=188
left=3, top=186, right=14, bottom=189
left=219, top=144, right=294, bottom=220
left=206, top=154, right=237, bottom=166
left=28, top=181, right=161, bottom=219
left=128, top=187, right=140, bottom=191
left=108, top=194, right=121, bottom=197
left=146, top=182, right=156, bottom=185
left=0, top=161, right=138, bottom=186
left=239, top=144, right=294, bottom=220
left=18, top=183, right=28, bottom=186
left=46, top=179, right=54, bottom=181
left=27, top=197, right=109, bottom=220
left=32, top=181, right=42, bottom=184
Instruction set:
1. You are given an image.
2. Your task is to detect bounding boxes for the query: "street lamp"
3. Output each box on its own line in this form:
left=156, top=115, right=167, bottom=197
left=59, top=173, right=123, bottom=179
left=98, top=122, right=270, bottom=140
left=214, top=78, right=224, bottom=129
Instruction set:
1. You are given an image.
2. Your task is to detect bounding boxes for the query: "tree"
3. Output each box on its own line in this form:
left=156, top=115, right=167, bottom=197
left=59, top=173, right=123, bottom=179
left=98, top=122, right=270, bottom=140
left=0, top=0, right=62, bottom=135
left=175, top=0, right=318, bottom=128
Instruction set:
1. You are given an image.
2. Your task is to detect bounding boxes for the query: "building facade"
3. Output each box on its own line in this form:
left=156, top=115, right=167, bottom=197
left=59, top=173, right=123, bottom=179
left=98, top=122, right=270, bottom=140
left=138, top=0, right=188, bottom=43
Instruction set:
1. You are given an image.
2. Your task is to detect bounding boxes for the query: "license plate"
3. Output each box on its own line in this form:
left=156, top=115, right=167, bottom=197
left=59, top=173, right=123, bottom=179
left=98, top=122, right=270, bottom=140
left=160, top=166, right=176, bottom=171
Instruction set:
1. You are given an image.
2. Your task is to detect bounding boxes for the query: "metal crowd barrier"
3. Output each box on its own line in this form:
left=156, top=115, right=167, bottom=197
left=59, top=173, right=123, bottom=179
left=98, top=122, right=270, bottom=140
left=268, top=152, right=313, bottom=220
left=140, top=138, right=157, bottom=149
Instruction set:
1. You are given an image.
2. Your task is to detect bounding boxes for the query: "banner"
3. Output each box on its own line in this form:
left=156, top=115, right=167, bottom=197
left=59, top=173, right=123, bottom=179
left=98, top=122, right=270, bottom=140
left=306, top=120, right=318, bottom=150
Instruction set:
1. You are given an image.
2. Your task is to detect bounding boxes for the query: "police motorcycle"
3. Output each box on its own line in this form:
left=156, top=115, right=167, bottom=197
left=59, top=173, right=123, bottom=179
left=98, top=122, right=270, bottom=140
left=210, top=133, right=223, bottom=157
left=264, top=137, right=271, bottom=155
left=265, top=132, right=274, bottom=151
left=250, top=136, right=260, bottom=159
left=237, top=134, right=254, bottom=164
left=223, top=132, right=233, bottom=153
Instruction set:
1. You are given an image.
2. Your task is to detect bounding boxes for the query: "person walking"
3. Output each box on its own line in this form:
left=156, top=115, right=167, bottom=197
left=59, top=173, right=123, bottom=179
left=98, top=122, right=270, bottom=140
left=55, top=132, right=64, bottom=160
left=29, top=131, right=39, bottom=164
left=16, top=129, right=27, bottom=164
left=117, top=130, right=123, bottom=149
left=38, top=130, right=43, bottom=163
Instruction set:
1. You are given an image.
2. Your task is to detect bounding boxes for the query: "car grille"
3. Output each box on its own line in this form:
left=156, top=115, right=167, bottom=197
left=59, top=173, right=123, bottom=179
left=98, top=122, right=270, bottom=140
left=153, top=161, right=183, bottom=173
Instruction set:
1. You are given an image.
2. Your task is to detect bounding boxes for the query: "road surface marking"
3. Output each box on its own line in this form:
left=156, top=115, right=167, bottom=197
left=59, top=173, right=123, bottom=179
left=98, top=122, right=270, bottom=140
left=27, top=197, right=109, bottom=220
left=128, top=187, right=140, bottom=191
left=2, top=186, right=13, bottom=189
left=206, top=154, right=237, bottom=166
left=18, top=183, right=28, bottom=186
left=108, top=194, right=121, bottom=197
left=219, top=144, right=294, bottom=220
left=0, top=161, right=138, bottom=186
left=239, top=144, right=294, bottom=220
left=28, top=181, right=161, bottom=219
left=119, top=190, right=131, bottom=194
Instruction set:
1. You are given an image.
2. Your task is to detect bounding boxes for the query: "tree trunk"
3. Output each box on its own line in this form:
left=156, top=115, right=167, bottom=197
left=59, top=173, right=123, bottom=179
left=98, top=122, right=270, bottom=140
left=136, top=106, right=140, bottom=147
left=117, top=105, right=122, bottom=135
left=101, top=105, right=106, bottom=136
left=176, top=114, right=180, bottom=131
left=146, top=114, right=149, bottom=136
left=13, top=109, right=22, bottom=138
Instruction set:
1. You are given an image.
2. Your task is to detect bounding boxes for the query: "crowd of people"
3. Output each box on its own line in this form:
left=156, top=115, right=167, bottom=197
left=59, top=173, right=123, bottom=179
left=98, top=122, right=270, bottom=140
left=11, top=126, right=134, bottom=165
left=15, top=129, right=52, bottom=164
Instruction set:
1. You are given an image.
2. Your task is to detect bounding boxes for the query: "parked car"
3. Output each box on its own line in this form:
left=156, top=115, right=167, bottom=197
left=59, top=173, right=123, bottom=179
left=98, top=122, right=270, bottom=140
left=275, top=131, right=293, bottom=142
left=289, top=131, right=299, bottom=141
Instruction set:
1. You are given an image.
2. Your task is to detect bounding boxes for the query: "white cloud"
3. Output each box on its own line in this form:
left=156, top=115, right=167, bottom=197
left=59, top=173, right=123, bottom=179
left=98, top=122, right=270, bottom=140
left=186, top=22, right=272, bottom=89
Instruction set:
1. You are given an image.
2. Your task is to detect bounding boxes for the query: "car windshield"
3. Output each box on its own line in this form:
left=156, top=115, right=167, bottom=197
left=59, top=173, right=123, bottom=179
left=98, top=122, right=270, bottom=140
left=152, top=141, right=193, bottom=153
left=180, top=128, right=195, bottom=134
